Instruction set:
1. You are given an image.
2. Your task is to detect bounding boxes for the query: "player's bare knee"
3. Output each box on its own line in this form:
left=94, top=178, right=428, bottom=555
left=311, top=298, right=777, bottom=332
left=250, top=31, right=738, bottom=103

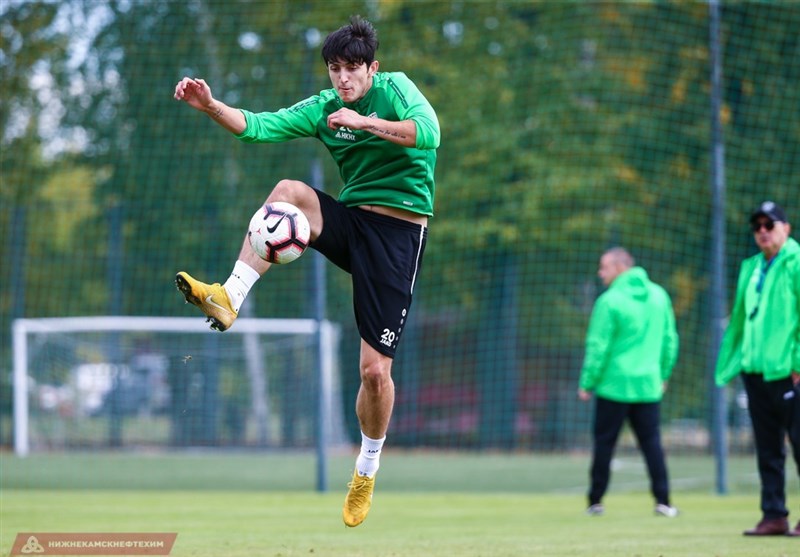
left=268, top=179, right=309, bottom=204
left=266, top=180, right=321, bottom=229
left=360, top=360, right=392, bottom=392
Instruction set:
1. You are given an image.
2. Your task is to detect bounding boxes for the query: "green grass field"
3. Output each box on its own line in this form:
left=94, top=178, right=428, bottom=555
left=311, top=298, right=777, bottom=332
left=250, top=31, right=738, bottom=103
left=2, top=450, right=799, bottom=556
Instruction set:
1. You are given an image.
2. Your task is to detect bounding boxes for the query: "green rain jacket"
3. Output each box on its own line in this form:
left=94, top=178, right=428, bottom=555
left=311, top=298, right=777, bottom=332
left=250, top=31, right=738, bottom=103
left=579, top=267, right=679, bottom=403
left=714, top=237, right=800, bottom=386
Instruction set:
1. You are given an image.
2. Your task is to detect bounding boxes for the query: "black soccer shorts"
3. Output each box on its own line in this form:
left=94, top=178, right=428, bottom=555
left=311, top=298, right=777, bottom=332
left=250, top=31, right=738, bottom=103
left=310, top=189, right=427, bottom=358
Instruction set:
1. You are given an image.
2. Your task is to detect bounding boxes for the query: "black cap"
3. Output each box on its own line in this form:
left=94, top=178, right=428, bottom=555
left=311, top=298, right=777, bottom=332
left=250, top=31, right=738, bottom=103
left=750, top=200, right=788, bottom=224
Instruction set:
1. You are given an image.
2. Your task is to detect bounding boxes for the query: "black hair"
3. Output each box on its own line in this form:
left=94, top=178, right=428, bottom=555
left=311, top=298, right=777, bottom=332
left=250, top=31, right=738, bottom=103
left=321, top=15, right=379, bottom=66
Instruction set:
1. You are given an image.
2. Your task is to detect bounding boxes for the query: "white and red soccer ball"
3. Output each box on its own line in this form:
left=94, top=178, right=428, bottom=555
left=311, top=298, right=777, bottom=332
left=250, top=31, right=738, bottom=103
left=248, top=202, right=310, bottom=264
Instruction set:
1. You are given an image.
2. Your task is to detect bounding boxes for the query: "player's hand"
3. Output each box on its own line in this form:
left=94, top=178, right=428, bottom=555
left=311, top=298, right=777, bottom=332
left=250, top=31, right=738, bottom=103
left=327, top=107, right=365, bottom=130
left=791, top=371, right=800, bottom=386
left=174, top=77, right=214, bottom=111
left=577, top=388, right=592, bottom=401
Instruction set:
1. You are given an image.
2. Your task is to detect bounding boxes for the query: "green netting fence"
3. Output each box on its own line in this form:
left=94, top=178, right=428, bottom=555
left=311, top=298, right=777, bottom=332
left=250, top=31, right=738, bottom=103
left=2, top=1, right=798, bottom=458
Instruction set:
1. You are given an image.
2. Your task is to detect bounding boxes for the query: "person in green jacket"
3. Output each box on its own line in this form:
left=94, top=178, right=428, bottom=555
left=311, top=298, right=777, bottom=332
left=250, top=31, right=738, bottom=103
left=172, top=16, right=440, bottom=528
left=578, top=247, right=679, bottom=517
left=714, top=201, right=800, bottom=537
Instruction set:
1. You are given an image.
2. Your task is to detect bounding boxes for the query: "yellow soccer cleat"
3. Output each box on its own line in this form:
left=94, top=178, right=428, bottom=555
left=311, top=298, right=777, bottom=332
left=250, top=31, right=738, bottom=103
left=342, top=470, right=375, bottom=527
left=175, top=271, right=237, bottom=331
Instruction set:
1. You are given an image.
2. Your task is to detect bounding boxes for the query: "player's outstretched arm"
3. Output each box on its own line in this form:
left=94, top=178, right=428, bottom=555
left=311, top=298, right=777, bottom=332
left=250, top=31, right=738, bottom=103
left=174, top=77, right=246, bottom=135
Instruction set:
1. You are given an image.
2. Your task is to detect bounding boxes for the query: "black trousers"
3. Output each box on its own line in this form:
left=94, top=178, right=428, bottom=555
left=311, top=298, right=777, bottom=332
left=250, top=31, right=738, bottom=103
left=588, top=397, right=670, bottom=506
left=741, top=373, right=800, bottom=520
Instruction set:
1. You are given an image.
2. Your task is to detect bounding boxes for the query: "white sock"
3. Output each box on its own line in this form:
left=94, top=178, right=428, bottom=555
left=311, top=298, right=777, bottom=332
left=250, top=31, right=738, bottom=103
left=355, top=432, right=385, bottom=478
left=223, top=260, right=260, bottom=313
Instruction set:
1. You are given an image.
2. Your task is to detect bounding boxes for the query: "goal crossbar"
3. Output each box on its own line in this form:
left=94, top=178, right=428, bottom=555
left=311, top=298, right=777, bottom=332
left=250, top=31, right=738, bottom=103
left=12, top=316, right=319, bottom=335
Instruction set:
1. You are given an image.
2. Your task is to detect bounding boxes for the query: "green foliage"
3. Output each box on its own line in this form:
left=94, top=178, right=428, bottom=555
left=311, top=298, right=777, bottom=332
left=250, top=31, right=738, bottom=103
left=3, top=1, right=800, bottom=449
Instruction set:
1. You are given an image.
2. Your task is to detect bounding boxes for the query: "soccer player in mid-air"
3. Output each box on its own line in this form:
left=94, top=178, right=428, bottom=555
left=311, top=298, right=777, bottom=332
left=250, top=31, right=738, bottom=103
left=173, top=16, right=440, bottom=527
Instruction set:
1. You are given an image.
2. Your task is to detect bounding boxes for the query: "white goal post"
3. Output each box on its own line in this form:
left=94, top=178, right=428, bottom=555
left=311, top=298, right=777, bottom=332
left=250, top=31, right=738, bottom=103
left=12, top=316, right=344, bottom=459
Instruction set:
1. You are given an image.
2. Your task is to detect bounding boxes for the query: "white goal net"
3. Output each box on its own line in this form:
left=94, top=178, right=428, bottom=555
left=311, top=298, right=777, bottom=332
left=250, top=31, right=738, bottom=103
left=12, top=316, right=348, bottom=456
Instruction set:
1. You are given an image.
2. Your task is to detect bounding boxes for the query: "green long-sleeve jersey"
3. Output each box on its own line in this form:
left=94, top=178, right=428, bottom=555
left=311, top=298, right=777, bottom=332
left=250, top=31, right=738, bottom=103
left=579, top=267, right=680, bottom=403
left=235, top=71, right=440, bottom=216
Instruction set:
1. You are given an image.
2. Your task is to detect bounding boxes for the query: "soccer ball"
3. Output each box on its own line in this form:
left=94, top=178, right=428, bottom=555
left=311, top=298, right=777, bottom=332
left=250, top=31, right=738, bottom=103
left=248, top=202, right=311, bottom=264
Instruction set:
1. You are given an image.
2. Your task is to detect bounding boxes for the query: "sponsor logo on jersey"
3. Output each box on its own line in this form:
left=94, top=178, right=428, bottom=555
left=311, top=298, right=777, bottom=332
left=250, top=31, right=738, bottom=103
left=335, top=126, right=357, bottom=141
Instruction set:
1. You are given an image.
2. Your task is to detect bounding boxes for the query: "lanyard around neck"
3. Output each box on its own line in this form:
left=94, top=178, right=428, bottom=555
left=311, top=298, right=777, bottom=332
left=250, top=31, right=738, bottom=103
left=749, top=253, right=779, bottom=320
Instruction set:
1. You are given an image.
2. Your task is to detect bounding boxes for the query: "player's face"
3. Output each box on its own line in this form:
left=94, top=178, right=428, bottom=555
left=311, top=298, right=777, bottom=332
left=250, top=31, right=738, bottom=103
left=598, top=254, right=622, bottom=287
left=752, top=218, right=790, bottom=258
left=327, top=59, right=379, bottom=103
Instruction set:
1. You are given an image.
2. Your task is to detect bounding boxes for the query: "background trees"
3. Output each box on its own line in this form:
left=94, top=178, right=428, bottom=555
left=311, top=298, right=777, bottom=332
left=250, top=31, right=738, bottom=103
left=3, top=1, right=798, bottom=448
